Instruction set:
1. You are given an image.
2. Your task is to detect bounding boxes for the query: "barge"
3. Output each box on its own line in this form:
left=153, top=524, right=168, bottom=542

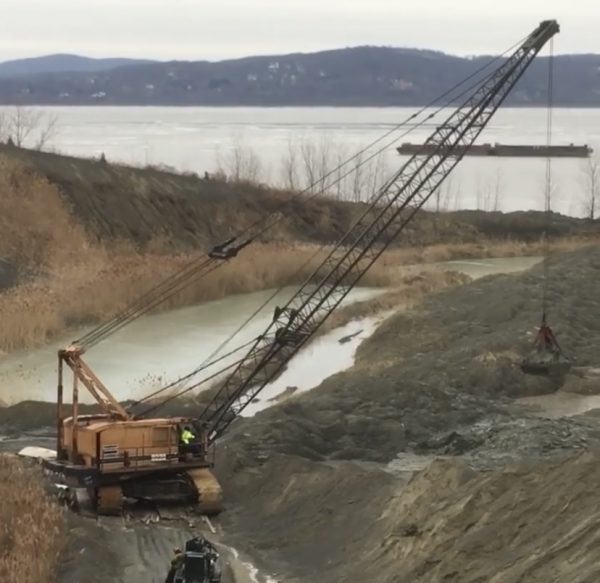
left=397, top=142, right=593, bottom=158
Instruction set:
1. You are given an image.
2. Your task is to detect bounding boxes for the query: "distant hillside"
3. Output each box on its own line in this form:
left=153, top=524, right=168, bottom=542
left=0, top=47, right=598, bottom=106
left=0, top=53, right=155, bottom=78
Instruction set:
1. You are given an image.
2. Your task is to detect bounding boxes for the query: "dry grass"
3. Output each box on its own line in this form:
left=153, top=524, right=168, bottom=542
left=0, top=157, right=90, bottom=270
left=0, top=241, right=396, bottom=352
left=0, top=234, right=594, bottom=354
left=0, top=455, right=64, bottom=583
left=0, top=156, right=383, bottom=352
left=377, top=237, right=593, bottom=266
left=0, top=154, right=596, bottom=354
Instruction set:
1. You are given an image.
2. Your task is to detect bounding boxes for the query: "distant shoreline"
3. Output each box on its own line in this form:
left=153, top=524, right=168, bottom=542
left=2, top=103, right=600, bottom=109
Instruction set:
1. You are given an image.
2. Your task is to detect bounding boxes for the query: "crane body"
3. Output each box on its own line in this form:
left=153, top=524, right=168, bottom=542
left=44, top=20, right=559, bottom=515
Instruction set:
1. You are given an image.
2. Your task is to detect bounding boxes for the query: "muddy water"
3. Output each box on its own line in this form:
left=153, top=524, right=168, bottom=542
left=242, top=314, right=386, bottom=417
left=517, top=392, right=600, bottom=418
left=427, top=255, right=542, bottom=280
left=0, top=256, right=542, bottom=406
left=0, top=286, right=383, bottom=404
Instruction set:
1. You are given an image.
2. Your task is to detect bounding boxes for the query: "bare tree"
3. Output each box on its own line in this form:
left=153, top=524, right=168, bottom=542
left=492, top=167, right=504, bottom=212
left=474, top=169, right=504, bottom=212
left=451, top=178, right=463, bottom=210
left=315, top=134, right=334, bottom=195
left=351, top=151, right=366, bottom=203
left=216, top=137, right=262, bottom=183
left=34, top=113, right=59, bottom=150
left=333, top=142, right=350, bottom=200
left=300, top=140, right=318, bottom=192
left=366, top=151, right=388, bottom=201
left=539, top=168, right=560, bottom=213
left=280, top=138, right=300, bottom=191
left=475, top=175, right=486, bottom=210
left=580, top=155, right=600, bottom=220
left=2, top=106, right=59, bottom=149
left=433, top=175, right=455, bottom=212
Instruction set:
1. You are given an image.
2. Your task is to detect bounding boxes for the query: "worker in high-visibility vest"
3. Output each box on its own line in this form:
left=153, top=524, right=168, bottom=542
left=181, top=427, right=195, bottom=446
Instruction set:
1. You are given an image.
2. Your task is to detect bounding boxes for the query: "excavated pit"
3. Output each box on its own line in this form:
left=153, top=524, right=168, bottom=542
left=209, top=244, right=600, bottom=583
left=3, top=245, right=600, bottom=582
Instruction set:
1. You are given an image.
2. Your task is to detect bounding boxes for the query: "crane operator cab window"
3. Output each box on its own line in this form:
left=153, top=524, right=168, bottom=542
left=178, top=424, right=200, bottom=459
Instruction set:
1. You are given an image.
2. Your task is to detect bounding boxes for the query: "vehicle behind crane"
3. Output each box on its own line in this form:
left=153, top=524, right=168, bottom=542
left=44, top=19, right=560, bottom=515
left=170, top=537, right=221, bottom=583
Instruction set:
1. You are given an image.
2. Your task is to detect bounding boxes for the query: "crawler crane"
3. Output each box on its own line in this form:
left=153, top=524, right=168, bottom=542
left=45, top=20, right=560, bottom=514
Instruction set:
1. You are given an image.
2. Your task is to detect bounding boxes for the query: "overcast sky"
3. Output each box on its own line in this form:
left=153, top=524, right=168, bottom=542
left=0, top=0, right=598, bottom=63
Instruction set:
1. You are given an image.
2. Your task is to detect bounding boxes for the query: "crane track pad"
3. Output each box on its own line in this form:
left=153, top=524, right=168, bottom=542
left=187, top=468, right=223, bottom=515
left=97, top=485, right=123, bottom=515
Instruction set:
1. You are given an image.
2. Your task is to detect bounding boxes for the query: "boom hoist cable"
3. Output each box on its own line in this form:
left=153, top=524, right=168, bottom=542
left=132, top=43, right=538, bottom=416
left=57, top=29, right=542, bottom=431
left=521, top=37, right=571, bottom=377
left=61, top=89, right=482, bottom=422
left=71, top=42, right=524, bottom=356
left=115, top=59, right=531, bottom=418
left=166, top=20, right=561, bottom=445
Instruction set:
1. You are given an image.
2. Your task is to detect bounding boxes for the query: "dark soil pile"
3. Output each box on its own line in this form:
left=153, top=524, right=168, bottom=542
left=218, top=245, right=600, bottom=467
left=221, top=452, right=600, bottom=583
left=211, top=245, right=600, bottom=582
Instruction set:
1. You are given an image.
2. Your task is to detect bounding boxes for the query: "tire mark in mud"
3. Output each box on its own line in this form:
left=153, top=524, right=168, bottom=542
left=106, top=521, right=194, bottom=583
left=58, top=513, right=256, bottom=583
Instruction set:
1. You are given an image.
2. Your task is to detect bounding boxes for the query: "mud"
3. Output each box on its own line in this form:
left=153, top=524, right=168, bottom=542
left=223, top=245, right=599, bottom=467
left=57, top=512, right=266, bottom=583
left=206, top=244, right=600, bottom=582
left=5, top=245, right=600, bottom=582
left=213, top=449, right=600, bottom=583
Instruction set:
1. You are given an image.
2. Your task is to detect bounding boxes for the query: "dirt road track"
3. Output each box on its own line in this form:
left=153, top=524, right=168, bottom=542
left=58, top=514, right=259, bottom=583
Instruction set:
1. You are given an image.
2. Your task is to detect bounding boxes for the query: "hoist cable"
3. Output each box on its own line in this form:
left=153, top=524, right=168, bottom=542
left=139, top=38, right=533, bottom=415
left=542, top=37, right=555, bottom=322
left=75, top=37, right=525, bottom=353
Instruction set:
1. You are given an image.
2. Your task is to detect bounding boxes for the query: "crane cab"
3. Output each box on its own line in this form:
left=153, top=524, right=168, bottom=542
left=46, top=414, right=222, bottom=515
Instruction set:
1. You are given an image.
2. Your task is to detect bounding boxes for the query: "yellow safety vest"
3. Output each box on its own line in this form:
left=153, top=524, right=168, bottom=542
left=181, top=430, right=194, bottom=445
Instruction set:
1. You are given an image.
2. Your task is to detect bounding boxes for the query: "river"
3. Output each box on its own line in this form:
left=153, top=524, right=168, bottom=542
left=0, top=256, right=542, bottom=406
left=1, top=106, right=598, bottom=216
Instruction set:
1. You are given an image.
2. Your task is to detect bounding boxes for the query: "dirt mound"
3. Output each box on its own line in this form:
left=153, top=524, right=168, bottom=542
left=371, top=453, right=600, bottom=583
left=211, top=245, right=600, bottom=581
left=0, top=144, right=464, bottom=251
left=450, top=209, right=599, bottom=241
left=217, top=454, right=398, bottom=582
left=219, top=451, right=600, bottom=583
left=216, top=245, right=600, bottom=467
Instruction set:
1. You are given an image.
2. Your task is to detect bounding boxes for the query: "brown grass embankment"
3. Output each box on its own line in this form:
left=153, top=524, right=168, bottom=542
left=381, top=236, right=593, bottom=264
left=0, top=241, right=396, bottom=353
left=1, top=153, right=597, bottom=354
left=1, top=236, right=596, bottom=354
left=0, top=157, right=90, bottom=271
left=0, top=455, right=64, bottom=583
left=0, top=154, right=392, bottom=352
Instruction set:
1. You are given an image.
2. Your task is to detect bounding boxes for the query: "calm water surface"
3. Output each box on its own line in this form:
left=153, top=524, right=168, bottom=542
left=0, top=257, right=541, bottom=405
left=1, top=106, right=598, bottom=216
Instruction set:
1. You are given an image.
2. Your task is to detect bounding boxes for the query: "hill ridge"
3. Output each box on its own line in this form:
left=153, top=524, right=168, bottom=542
left=0, top=46, right=598, bottom=106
